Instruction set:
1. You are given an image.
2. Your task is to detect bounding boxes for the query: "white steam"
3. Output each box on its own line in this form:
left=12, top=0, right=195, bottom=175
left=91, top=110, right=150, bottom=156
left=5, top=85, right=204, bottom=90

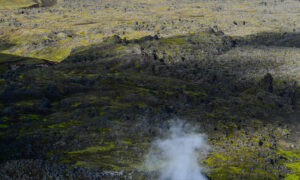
left=145, top=120, right=209, bottom=180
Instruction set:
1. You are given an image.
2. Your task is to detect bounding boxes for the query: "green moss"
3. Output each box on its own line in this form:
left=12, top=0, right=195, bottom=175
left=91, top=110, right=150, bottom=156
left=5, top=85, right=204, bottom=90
left=136, top=102, right=147, bottom=107
left=271, top=148, right=300, bottom=179
left=48, top=120, right=81, bottom=129
left=278, top=148, right=300, bottom=159
left=16, top=100, right=37, bottom=106
left=114, top=44, right=126, bottom=51
left=74, top=161, right=91, bottom=167
left=0, top=0, right=36, bottom=9
left=0, top=78, right=5, bottom=85
left=227, top=166, right=243, bottom=173
left=205, top=152, right=230, bottom=164
left=18, top=114, right=41, bottom=120
left=108, top=99, right=132, bottom=109
left=122, top=140, right=135, bottom=145
left=184, top=90, right=207, bottom=96
left=72, top=43, right=127, bottom=62
left=74, top=160, right=121, bottom=170
left=207, top=163, right=277, bottom=180
left=286, top=162, right=300, bottom=174
left=34, top=46, right=71, bottom=62
left=283, top=129, right=290, bottom=134
left=99, top=111, right=107, bottom=116
left=48, top=122, right=68, bottom=128
left=0, top=124, right=8, bottom=129
left=209, top=166, right=246, bottom=180
left=251, top=169, right=276, bottom=180
left=69, top=142, right=115, bottom=154
left=205, top=130, right=285, bottom=180
left=159, top=37, right=187, bottom=45
left=279, top=149, right=300, bottom=178
left=0, top=53, right=37, bottom=64
left=0, top=116, right=9, bottom=121
left=284, top=174, right=299, bottom=180
left=205, top=112, right=215, bottom=118
left=72, top=102, right=82, bottom=107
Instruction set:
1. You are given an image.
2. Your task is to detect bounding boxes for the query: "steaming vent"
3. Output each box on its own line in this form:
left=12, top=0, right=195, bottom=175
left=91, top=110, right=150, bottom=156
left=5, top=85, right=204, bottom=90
left=145, top=119, right=210, bottom=180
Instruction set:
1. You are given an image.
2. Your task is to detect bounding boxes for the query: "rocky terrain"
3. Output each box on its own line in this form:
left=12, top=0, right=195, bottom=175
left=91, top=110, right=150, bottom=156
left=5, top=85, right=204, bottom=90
left=0, top=0, right=299, bottom=180
left=1, top=0, right=300, bottom=62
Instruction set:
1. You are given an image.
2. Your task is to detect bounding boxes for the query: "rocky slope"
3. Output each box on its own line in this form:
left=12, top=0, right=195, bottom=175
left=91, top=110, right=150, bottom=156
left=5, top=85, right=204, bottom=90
left=0, top=0, right=300, bottom=179
left=0, top=0, right=300, bottom=61
left=0, top=30, right=299, bottom=179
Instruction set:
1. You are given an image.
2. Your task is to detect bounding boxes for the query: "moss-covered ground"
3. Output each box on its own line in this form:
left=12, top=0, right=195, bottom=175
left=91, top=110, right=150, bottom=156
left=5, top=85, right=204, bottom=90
left=0, top=30, right=299, bottom=179
left=0, top=0, right=299, bottom=62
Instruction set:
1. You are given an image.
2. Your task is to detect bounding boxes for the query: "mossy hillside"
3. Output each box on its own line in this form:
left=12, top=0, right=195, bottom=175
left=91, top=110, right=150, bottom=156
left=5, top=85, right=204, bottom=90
left=1, top=74, right=298, bottom=179
left=0, top=62, right=206, bottom=172
left=206, top=130, right=283, bottom=179
left=137, top=32, right=235, bottom=64
left=1, top=0, right=299, bottom=62
left=1, top=29, right=88, bottom=62
left=0, top=0, right=36, bottom=9
left=0, top=31, right=299, bottom=179
left=66, top=136, right=150, bottom=170
left=0, top=0, right=58, bottom=9
left=200, top=111, right=300, bottom=180
left=0, top=52, right=52, bottom=76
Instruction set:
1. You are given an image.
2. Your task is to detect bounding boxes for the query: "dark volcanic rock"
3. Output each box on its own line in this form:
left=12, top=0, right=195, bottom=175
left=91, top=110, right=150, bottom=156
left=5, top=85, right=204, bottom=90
left=28, top=0, right=57, bottom=8
left=0, top=31, right=299, bottom=180
left=259, top=73, right=273, bottom=92
left=0, top=160, right=124, bottom=180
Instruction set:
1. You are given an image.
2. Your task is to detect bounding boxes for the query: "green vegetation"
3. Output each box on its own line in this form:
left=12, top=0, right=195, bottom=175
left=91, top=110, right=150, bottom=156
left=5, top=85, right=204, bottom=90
left=159, top=37, right=187, bottom=45
left=1, top=0, right=299, bottom=61
left=69, top=143, right=115, bottom=154
left=277, top=149, right=300, bottom=180
left=0, top=124, right=8, bottom=129
left=0, top=0, right=36, bottom=9
left=0, top=0, right=299, bottom=179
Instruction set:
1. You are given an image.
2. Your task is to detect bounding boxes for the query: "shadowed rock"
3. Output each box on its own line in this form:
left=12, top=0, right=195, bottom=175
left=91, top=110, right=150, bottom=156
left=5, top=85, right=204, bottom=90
left=259, top=73, right=273, bottom=92
left=29, top=0, right=57, bottom=8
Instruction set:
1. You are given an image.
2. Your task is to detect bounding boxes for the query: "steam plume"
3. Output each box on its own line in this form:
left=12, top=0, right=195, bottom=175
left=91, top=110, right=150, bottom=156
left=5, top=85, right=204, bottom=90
left=145, top=120, right=209, bottom=180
